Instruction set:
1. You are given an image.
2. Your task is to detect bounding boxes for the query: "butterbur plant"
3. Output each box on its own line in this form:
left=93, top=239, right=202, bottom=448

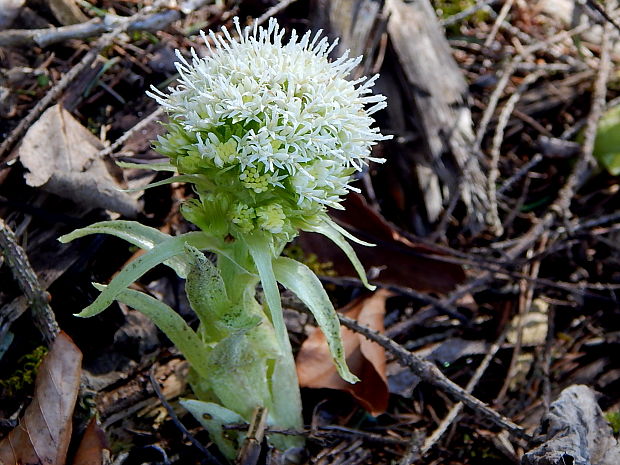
left=60, top=18, right=389, bottom=458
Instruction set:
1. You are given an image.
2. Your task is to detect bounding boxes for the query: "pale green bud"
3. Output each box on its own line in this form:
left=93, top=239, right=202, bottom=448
left=256, top=204, right=286, bottom=234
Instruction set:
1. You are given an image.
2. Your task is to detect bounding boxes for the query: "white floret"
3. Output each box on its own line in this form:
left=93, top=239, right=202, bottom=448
left=147, top=17, right=390, bottom=209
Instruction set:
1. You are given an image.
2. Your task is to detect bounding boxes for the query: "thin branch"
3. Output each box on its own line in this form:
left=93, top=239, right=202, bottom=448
left=100, top=107, right=164, bottom=158
left=0, top=0, right=211, bottom=47
left=487, top=70, right=544, bottom=235
left=483, top=0, right=514, bottom=49
left=0, top=0, right=209, bottom=161
left=318, top=275, right=469, bottom=326
left=542, top=304, right=555, bottom=412
left=495, top=234, right=548, bottom=405
left=253, top=0, right=299, bottom=26
left=409, top=324, right=510, bottom=462
left=474, top=23, right=590, bottom=149
left=584, top=0, right=620, bottom=33
left=338, top=314, right=533, bottom=443
left=0, top=218, right=59, bottom=346
left=148, top=368, right=222, bottom=464
left=497, top=153, right=543, bottom=196
left=438, top=11, right=614, bottom=329
left=553, top=7, right=612, bottom=218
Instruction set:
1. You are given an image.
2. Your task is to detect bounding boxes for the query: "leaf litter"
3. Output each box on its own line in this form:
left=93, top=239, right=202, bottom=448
left=0, top=1, right=619, bottom=464
left=0, top=332, right=81, bottom=465
left=297, top=289, right=391, bottom=416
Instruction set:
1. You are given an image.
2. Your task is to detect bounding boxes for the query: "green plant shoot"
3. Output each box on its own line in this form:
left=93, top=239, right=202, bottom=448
left=60, top=17, right=389, bottom=458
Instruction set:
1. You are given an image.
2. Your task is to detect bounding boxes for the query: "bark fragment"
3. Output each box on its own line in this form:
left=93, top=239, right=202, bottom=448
left=523, top=385, right=620, bottom=465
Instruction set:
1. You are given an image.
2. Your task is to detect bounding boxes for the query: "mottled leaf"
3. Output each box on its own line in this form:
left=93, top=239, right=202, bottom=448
left=59, top=220, right=188, bottom=278
left=181, top=399, right=245, bottom=459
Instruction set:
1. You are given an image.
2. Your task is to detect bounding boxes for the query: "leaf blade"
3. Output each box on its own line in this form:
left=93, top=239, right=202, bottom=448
left=244, top=233, right=288, bottom=350
left=100, top=285, right=211, bottom=379
left=74, top=232, right=221, bottom=318
left=59, top=220, right=188, bottom=277
left=273, top=257, right=359, bottom=383
left=311, top=220, right=375, bottom=291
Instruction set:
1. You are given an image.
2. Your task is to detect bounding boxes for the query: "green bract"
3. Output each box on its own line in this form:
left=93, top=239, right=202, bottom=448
left=60, top=17, right=389, bottom=460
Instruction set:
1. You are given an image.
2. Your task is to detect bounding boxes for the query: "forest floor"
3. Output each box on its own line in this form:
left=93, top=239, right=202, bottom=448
left=1, top=0, right=620, bottom=464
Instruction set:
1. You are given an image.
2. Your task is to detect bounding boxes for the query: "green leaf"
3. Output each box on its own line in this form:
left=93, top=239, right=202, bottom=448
left=95, top=284, right=210, bottom=380
left=180, top=399, right=245, bottom=459
left=118, top=174, right=205, bottom=192
left=206, top=331, right=273, bottom=421
left=323, top=216, right=375, bottom=247
left=312, top=220, right=376, bottom=291
left=244, top=233, right=289, bottom=350
left=184, top=245, right=262, bottom=334
left=592, top=104, right=620, bottom=175
left=185, top=244, right=229, bottom=314
left=184, top=244, right=235, bottom=340
left=74, top=232, right=222, bottom=318
left=59, top=220, right=188, bottom=277
left=115, top=161, right=177, bottom=172
left=273, top=257, right=359, bottom=383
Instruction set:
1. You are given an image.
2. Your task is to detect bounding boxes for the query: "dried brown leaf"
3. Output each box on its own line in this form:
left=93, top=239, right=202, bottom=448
left=296, top=289, right=390, bottom=415
left=71, top=417, right=108, bottom=465
left=0, top=331, right=82, bottom=465
left=18, top=104, right=140, bottom=217
left=0, top=0, right=25, bottom=29
left=299, top=193, right=465, bottom=293
left=46, top=0, right=88, bottom=25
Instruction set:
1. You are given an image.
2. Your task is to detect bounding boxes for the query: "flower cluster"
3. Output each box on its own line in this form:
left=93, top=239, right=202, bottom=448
left=148, top=18, right=389, bottom=239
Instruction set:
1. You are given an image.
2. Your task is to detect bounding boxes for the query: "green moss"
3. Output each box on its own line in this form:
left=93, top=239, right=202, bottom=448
left=606, top=411, right=620, bottom=435
left=283, top=244, right=337, bottom=278
left=435, top=0, right=489, bottom=25
left=0, top=346, right=48, bottom=398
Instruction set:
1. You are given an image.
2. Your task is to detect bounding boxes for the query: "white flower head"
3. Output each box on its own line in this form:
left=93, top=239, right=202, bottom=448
left=148, top=17, right=390, bottom=236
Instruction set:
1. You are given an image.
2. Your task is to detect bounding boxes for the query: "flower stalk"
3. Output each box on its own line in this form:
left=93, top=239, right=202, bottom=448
left=60, top=17, right=389, bottom=459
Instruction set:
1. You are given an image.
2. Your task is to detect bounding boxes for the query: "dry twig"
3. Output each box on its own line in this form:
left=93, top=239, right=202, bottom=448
left=0, top=0, right=212, bottom=47
left=148, top=368, right=221, bottom=464
left=338, top=314, right=533, bottom=443
left=0, top=218, right=59, bottom=346
left=436, top=6, right=613, bottom=360
left=402, top=325, right=511, bottom=463
left=483, top=0, right=514, bottom=48
left=487, top=70, right=545, bottom=235
left=495, top=233, right=548, bottom=405
left=0, top=0, right=210, bottom=161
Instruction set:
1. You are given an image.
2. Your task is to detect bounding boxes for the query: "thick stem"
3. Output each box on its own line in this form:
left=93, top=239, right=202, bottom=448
left=189, top=248, right=303, bottom=450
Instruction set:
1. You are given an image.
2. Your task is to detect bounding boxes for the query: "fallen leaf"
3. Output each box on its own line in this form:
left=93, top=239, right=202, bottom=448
left=0, top=0, right=25, bottom=29
left=47, top=0, right=88, bottom=25
left=0, top=331, right=82, bottom=465
left=71, top=417, right=109, bottom=465
left=299, top=193, right=465, bottom=293
left=18, top=104, right=140, bottom=217
left=507, top=299, right=549, bottom=346
left=296, top=289, right=391, bottom=415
